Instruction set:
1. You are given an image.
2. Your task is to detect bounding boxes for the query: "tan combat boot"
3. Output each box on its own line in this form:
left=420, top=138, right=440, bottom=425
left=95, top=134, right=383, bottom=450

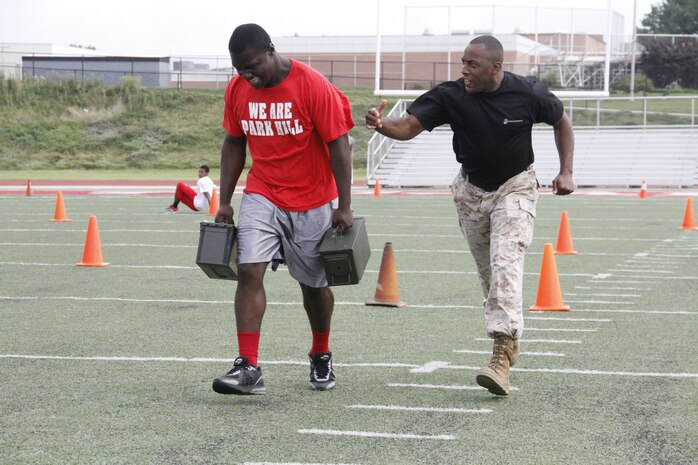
left=476, top=334, right=518, bottom=396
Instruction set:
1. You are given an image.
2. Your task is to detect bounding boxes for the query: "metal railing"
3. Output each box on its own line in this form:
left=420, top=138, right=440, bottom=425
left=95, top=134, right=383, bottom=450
left=367, top=96, right=698, bottom=181
left=366, top=100, right=410, bottom=179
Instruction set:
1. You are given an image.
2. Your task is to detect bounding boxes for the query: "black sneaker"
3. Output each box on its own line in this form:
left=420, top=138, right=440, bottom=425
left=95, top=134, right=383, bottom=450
left=212, top=356, right=266, bottom=395
left=308, top=352, right=336, bottom=391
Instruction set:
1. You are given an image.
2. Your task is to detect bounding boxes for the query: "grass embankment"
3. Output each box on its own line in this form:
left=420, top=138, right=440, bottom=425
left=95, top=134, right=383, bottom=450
left=0, top=77, right=390, bottom=179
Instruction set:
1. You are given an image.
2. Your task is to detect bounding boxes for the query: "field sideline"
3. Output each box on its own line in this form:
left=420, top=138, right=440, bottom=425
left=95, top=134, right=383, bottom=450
left=1, top=187, right=697, bottom=465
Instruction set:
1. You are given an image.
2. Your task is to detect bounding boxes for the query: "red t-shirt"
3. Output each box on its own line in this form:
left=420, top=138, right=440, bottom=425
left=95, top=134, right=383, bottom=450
left=222, top=59, right=354, bottom=211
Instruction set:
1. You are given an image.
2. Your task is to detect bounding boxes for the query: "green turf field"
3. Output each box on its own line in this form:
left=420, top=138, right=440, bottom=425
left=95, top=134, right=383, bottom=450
left=1, top=192, right=697, bottom=465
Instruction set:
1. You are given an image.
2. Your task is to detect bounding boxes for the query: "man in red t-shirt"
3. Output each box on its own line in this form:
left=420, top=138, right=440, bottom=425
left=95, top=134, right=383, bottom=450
left=211, top=23, right=354, bottom=396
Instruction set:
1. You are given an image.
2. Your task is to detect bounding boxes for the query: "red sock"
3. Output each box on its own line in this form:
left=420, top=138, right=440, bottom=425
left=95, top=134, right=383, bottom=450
left=237, top=331, right=260, bottom=367
left=310, top=329, right=331, bottom=356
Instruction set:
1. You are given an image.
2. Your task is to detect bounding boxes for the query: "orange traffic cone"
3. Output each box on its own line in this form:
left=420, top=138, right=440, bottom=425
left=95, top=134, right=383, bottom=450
left=206, top=188, right=219, bottom=217
left=49, top=191, right=72, bottom=222
left=373, top=179, right=381, bottom=197
left=639, top=180, right=649, bottom=199
left=26, top=179, right=33, bottom=196
left=679, top=197, right=697, bottom=230
left=75, top=215, right=109, bottom=267
left=554, top=210, right=576, bottom=254
left=366, top=242, right=406, bottom=307
left=529, top=243, right=570, bottom=312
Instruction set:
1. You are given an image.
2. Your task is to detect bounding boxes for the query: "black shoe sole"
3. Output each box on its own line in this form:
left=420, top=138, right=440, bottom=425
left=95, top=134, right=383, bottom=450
left=212, top=380, right=266, bottom=395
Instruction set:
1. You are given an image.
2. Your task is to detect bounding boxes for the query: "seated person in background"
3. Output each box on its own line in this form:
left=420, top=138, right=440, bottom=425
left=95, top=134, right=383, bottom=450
left=165, top=164, right=215, bottom=213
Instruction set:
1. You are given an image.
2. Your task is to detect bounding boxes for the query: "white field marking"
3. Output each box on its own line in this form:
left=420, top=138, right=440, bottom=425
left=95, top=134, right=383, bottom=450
left=241, top=462, right=361, bottom=465
left=0, top=242, right=196, bottom=248
left=4, top=219, right=180, bottom=225
left=475, top=337, right=581, bottom=344
left=410, top=361, right=451, bottom=373
left=297, top=429, right=456, bottom=441
left=628, top=256, right=685, bottom=261
left=527, top=316, right=611, bottom=322
left=621, top=263, right=681, bottom=268
left=0, top=263, right=582, bottom=278
left=0, top=295, right=480, bottom=310
left=440, top=364, right=698, bottom=379
left=525, top=327, right=597, bottom=333
left=346, top=404, right=492, bottom=414
left=16, top=352, right=698, bottom=376
left=575, top=286, right=650, bottom=291
left=0, top=228, right=196, bottom=233
left=373, top=248, right=467, bottom=254
left=607, top=269, right=674, bottom=274
left=0, top=354, right=420, bottom=369
left=565, top=300, right=633, bottom=305
left=2, top=296, right=692, bottom=316
left=566, top=226, right=637, bottom=230
left=369, top=233, right=461, bottom=238
left=605, top=275, right=698, bottom=280
left=617, top=263, right=680, bottom=268
left=453, top=349, right=565, bottom=357
left=643, top=253, right=698, bottom=259
left=589, top=280, right=659, bottom=284
left=388, top=383, right=519, bottom=392
left=0, top=260, right=180, bottom=270
left=570, top=308, right=697, bottom=316
left=564, top=293, right=641, bottom=297
left=553, top=238, right=663, bottom=242
left=593, top=273, right=613, bottom=279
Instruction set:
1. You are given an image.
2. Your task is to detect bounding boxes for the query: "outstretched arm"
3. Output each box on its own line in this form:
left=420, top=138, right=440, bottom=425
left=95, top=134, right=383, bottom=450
left=552, top=112, right=575, bottom=195
left=365, top=99, right=425, bottom=140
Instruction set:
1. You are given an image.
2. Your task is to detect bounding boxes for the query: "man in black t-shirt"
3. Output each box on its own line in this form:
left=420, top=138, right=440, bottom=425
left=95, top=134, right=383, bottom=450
left=365, top=35, right=574, bottom=396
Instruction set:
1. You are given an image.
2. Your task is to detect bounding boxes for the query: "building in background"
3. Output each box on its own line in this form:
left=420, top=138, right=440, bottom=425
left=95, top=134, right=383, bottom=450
left=21, top=55, right=170, bottom=88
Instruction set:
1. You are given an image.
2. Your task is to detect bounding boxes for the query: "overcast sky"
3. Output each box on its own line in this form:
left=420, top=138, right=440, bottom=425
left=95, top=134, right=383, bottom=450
left=1, top=0, right=659, bottom=56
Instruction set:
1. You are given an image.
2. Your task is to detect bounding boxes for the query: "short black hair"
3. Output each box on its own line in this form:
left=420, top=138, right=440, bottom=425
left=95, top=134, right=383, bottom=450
left=470, top=35, right=503, bottom=63
left=229, top=23, right=272, bottom=54
left=199, top=164, right=210, bottom=173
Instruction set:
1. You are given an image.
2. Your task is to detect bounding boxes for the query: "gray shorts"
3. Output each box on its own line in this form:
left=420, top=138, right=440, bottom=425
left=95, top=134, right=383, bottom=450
left=236, top=193, right=335, bottom=288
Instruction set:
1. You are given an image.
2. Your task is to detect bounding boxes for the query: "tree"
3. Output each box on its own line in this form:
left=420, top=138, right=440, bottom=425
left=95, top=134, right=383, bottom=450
left=640, top=40, right=698, bottom=88
left=640, top=0, right=698, bottom=34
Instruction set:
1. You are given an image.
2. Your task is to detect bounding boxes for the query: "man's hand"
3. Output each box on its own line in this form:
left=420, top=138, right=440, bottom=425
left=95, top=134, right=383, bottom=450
left=365, top=99, right=387, bottom=129
left=215, top=204, right=234, bottom=224
left=552, top=172, right=575, bottom=195
left=331, top=206, right=354, bottom=231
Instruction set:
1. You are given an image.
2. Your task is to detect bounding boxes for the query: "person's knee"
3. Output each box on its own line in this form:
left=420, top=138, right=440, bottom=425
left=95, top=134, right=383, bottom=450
left=237, top=263, right=267, bottom=286
left=300, top=283, right=332, bottom=300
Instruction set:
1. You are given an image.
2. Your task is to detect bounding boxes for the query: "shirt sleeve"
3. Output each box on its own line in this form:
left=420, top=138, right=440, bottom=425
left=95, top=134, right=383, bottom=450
left=221, top=77, right=244, bottom=137
left=306, top=73, right=355, bottom=143
left=531, top=81, right=564, bottom=125
left=406, top=86, right=449, bottom=132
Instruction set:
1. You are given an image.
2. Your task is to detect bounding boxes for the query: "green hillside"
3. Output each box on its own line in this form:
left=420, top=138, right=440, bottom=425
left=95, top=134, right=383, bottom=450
left=0, top=77, right=388, bottom=172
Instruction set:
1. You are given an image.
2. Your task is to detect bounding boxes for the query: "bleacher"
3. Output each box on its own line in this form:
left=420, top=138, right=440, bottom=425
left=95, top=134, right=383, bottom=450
left=368, top=126, right=698, bottom=188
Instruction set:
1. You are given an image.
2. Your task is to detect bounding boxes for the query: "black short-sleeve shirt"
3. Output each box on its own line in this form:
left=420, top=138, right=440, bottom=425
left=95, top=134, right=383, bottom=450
left=407, top=72, right=563, bottom=190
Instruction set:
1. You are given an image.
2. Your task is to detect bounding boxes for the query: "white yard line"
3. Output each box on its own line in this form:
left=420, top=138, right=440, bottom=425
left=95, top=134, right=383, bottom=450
left=297, top=429, right=455, bottom=441
left=346, top=404, right=491, bottom=414
left=526, top=316, right=610, bottom=322
left=475, top=338, right=581, bottom=344
left=453, top=349, right=565, bottom=357
left=525, top=327, right=598, bottom=333
left=387, top=383, right=520, bottom=392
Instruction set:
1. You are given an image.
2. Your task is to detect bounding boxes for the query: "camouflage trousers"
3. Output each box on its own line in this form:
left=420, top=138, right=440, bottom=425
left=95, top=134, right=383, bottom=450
left=451, top=167, right=538, bottom=339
